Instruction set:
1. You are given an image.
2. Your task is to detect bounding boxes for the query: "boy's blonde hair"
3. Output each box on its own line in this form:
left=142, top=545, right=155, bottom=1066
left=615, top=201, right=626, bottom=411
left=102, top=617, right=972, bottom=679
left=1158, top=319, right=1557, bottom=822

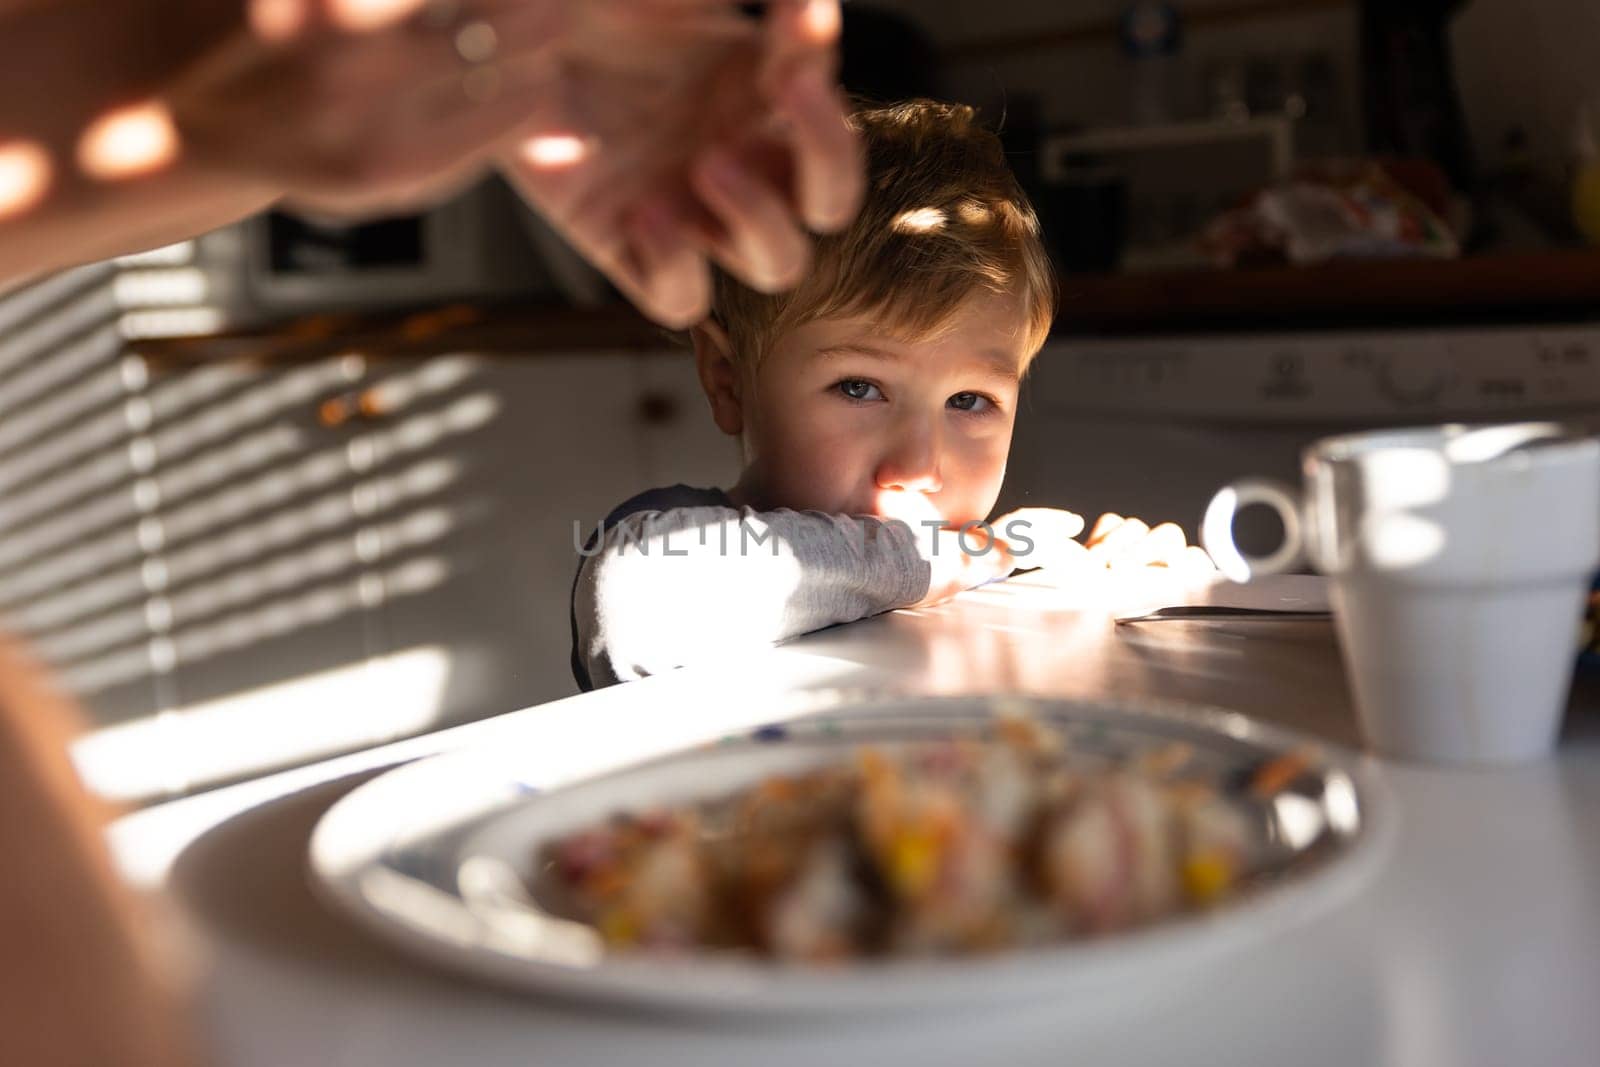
left=712, top=100, right=1056, bottom=371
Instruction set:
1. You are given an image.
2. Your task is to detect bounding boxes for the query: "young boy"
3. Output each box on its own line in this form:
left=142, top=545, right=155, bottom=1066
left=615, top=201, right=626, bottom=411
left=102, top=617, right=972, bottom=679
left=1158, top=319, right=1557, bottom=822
left=571, top=100, right=1205, bottom=691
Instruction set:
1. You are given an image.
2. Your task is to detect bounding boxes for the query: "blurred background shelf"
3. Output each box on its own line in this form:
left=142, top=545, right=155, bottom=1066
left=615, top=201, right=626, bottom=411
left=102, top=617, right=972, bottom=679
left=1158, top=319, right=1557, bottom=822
left=1055, top=249, right=1600, bottom=333
left=133, top=303, right=674, bottom=371
left=127, top=247, right=1600, bottom=370
left=942, top=0, right=1353, bottom=62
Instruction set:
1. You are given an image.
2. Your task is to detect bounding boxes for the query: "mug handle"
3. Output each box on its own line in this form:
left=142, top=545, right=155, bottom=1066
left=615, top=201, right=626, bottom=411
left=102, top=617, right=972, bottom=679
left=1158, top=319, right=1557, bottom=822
left=1201, top=479, right=1306, bottom=582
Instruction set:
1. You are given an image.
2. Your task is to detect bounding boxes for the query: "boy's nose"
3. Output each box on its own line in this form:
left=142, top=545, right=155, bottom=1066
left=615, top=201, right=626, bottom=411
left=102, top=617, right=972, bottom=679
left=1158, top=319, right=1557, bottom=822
left=875, top=424, right=943, bottom=495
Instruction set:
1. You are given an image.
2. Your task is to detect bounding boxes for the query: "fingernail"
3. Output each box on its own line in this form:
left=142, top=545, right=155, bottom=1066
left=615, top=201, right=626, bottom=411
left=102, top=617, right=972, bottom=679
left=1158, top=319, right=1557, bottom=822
left=813, top=190, right=858, bottom=233
left=801, top=0, right=841, bottom=42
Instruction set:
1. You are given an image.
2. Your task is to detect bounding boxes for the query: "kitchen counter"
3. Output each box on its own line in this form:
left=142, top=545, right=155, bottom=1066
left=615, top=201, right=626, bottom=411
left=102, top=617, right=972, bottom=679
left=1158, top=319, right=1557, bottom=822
left=106, top=570, right=1600, bottom=1067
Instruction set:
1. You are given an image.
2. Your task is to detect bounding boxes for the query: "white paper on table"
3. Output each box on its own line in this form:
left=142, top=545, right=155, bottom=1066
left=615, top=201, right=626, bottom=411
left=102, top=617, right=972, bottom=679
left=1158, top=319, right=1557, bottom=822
left=1090, top=570, right=1332, bottom=620
left=1187, top=574, right=1331, bottom=613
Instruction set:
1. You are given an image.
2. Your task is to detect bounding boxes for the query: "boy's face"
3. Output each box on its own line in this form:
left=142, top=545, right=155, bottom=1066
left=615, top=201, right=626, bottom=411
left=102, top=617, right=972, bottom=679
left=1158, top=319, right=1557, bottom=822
left=721, top=292, right=1031, bottom=528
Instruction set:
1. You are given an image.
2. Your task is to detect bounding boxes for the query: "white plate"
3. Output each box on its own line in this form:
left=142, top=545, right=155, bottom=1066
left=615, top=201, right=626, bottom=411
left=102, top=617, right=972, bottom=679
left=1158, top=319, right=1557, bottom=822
left=310, top=693, right=1392, bottom=1016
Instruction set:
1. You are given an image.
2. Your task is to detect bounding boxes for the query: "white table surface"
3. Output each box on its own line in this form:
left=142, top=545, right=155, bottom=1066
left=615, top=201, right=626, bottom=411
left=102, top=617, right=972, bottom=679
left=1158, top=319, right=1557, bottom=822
left=107, top=571, right=1600, bottom=1067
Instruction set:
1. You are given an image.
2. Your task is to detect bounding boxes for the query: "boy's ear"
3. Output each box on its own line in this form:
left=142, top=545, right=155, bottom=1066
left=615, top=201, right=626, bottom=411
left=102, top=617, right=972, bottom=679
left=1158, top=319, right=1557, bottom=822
left=690, top=318, right=744, bottom=437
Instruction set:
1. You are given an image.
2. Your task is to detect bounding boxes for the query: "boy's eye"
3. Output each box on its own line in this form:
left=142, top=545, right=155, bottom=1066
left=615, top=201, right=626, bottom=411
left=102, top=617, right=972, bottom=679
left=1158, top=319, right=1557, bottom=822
left=835, top=379, right=883, bottom=402
left=948, top=391, right=994, bottom=413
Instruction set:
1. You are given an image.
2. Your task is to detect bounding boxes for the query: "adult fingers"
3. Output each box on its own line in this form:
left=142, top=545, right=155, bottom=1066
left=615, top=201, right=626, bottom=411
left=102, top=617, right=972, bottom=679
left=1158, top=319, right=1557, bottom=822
left=690, top=146, right=811, bottom=292
left=763, top=0, right=862, bottom=232
left=264, top=0, right=428, bottom=38
left=504, top=150, right=711, bottom=328
left=760, top=0, right=840, bottom=99
left=574, top=199, right=711, bottom=330
left=773, top=70, right=862, bottom=232
left=620, top=200, right=713, bottom=328
left=326, top=0, right=428, bottom=32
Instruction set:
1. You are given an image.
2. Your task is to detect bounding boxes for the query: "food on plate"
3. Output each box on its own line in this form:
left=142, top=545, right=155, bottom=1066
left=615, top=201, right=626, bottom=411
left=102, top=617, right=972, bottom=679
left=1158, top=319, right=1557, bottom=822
left=541, top=718, right=1285, bottom=962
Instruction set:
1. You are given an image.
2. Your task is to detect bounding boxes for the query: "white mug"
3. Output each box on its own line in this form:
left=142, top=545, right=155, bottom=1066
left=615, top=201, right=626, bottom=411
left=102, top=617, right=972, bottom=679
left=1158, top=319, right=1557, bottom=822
left=1201, top=422, right=1600, bottom=765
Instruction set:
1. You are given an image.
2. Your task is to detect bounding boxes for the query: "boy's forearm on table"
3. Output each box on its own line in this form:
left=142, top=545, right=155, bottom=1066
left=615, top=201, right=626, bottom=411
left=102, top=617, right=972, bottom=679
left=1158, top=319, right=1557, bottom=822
left=577, top=506, right=932, bottom=679
left=585, top=505, right=932, bottom=625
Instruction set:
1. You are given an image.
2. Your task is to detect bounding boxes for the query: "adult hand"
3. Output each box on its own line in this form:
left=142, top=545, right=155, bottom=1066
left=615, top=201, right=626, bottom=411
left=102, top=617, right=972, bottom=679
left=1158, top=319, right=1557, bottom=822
left=0, top=639, right=202, bottom=1067
left=500, top=0, right=864, bottom=328
left=164, top=0, right=579, bottom=217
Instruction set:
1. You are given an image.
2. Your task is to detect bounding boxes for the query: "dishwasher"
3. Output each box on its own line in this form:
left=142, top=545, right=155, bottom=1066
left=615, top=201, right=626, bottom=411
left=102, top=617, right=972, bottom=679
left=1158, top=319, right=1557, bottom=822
left=1001, top=321, right=1600, bottom=555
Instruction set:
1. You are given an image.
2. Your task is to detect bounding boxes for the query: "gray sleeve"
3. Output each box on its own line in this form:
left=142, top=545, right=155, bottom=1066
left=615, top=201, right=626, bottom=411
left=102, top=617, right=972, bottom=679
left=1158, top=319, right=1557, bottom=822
left=573, top=505, right=931, bottom=687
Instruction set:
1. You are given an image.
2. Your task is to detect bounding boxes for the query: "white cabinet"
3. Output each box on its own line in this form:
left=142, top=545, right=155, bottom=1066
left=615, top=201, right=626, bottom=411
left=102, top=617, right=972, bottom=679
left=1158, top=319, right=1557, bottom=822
left=377, top=350, right=738, bottom=725
left=48, top=343, right=735, bottom=800
left=70, top=357, right=395, bottom=797
left=631, top=350, right=742, bottom=490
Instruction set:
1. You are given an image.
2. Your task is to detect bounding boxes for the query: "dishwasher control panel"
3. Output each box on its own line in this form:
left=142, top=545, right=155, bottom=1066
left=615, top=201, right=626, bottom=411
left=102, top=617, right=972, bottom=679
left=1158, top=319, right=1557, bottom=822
left=1036, top=324, right=1600, bottom=421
